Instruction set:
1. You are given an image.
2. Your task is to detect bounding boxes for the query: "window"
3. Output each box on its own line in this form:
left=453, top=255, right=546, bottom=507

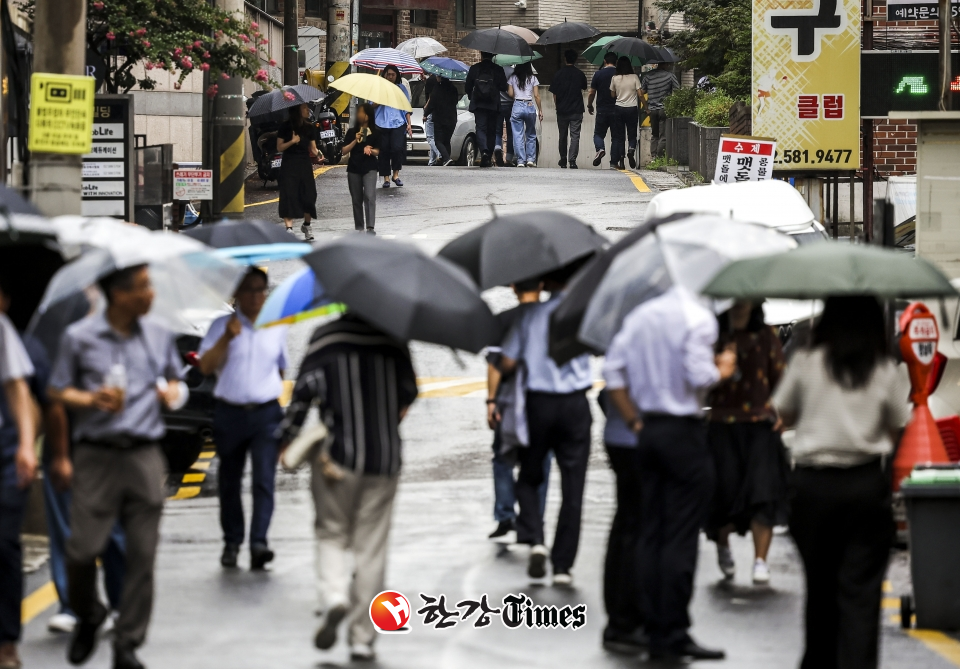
left=305, top=0, right=322, bottom=16
left=456, top=0, right=475, bottom=28
left=410, top=10, right=436, bottom=27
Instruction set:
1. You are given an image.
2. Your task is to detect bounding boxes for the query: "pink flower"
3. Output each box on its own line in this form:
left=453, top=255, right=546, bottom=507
left=145, top=61, right=154, bottom=70
left=200, top=62, right=210, bottom=71
left=92, top=1, right=104, bottom=9
left=142, top=40, right=151, bottom=48
left=203, top=51, right=211, bottom=60
left=238, top=34, right=250, bottom=43
left=173, top=47, right=182, bottom=56
left=283, top=91, right=296, bottom=101
left=174, top=82, right=182, bottom=90
left=260, top=37, right=269, bottom=45
left=221, top=72, right=230, bottom=80
left=248, top=46, right=256, bottom=54
left=206, top=84, right=219, bottom=98
left=224, top=18, right=231, bottom=23
left=180, top=56, right=193, bottom=69
left=193, top=40, right=203, bottom=49
left=105, top=31, right=115, bottom=40
left=268, top=58, right=276, bottom=67
left=250, top=21, right=259, bottom=29
left=136, top=28, right=147, bottom=36
left=214, top=30, right=224, bottom=39
left=255, top=69, right=269, bottom=82
left=129, top=31, right=135, bottom=37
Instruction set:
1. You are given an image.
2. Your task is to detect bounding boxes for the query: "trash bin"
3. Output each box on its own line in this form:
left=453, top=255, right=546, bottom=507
left=902, top=465, right=960, bottom=630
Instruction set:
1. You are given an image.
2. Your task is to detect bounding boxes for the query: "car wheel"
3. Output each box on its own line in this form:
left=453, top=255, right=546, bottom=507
left=459, top=136, right=478, bottom=166
left=161, top=431, right=207, bottom=474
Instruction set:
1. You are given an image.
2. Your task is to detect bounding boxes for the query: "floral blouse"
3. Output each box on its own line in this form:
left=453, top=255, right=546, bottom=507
left=709, top=326, right=785, bottom=423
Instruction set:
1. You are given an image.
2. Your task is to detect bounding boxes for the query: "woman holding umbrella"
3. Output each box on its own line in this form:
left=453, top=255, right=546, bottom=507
left=341, top=103, right=381, bottom=233
left=609, top=56, right=642, bottom=170
left=276, top=104, right=319, bottom=240
left=375, top=65, right=413, bottom=188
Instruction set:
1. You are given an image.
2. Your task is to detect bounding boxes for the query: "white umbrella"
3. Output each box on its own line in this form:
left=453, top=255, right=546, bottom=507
left=37, top=217, right=244, bottom=335
left=396, top=37, right=447, bottom=59
left=578, top=216, right=798, bottom=352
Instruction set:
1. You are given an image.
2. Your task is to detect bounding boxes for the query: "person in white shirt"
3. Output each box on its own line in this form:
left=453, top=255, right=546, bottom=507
left=609, top=56, right=642, bottom=169
left=507, top=62, right=542, bottom=168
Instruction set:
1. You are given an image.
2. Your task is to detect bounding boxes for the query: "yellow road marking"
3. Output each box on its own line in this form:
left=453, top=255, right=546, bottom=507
left=190, top=461, right=211, bottom=471
left=884, top=581, right=893, bottom=593
left=198, top=451, right=216, bottom=460
left=168, top=486, right=201, bottom=500
left=244, top=165, right=344, bottom=208
left=882, top=597, right=900, bottom=609
left=909, top=630, right=960, bottom=666
left=21, top=582, right=57, bottom=624
left=420, top=381, right=488, bottom=398
left=618, top=169, right=650, bottom=192
left=182, top=473, right=205, bottom=483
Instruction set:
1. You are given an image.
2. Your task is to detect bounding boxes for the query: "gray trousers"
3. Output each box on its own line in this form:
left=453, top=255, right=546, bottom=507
left=67, top=444, right=165, bottom=648
left=348, top=170, right=377, bottom=231
left=312, top=465, right=399, bottom=646
left=557, top=113, right=583, bottom=164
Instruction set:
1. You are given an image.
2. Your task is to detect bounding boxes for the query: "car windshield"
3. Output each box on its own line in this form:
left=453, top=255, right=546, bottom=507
left=791, top=230, right=827, bottom=245
left=408, top=79, right=466, bottom=109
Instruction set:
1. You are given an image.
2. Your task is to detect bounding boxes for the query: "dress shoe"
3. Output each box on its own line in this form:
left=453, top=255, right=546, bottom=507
left=0, top=642, right=21, bottom=669
left=221, top=543, right=240, bottom=568
left=113, top=644, right=145, bottom=669
left=250, top=543, right=275, bottom=570
left=602, top=626, right=649, bottom=655
left=314, top=603, right=348, bottom=650
left=68, top=601, right=107, bottom=665
left=651, top=637, right=725, bottom=661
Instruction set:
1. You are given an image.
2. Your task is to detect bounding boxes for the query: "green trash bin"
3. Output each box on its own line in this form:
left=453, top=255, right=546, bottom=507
left=902, top=466, right=960, bottom=630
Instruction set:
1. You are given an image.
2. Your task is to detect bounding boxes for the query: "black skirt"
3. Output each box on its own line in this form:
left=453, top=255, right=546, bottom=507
left=278, top=155, right=317, bottom=219
left=706, top=421, right=790, bottom=537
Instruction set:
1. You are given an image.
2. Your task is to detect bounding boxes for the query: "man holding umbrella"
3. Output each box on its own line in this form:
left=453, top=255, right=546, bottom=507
left=587, top=52, right=618, bottom=167
left=641, top=63, right=679, bottom=158
left=465, top=52, right=509, bottom=167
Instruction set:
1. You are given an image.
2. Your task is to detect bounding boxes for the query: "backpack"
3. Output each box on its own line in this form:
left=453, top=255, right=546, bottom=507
left=473, top=69, right=499, bottom=105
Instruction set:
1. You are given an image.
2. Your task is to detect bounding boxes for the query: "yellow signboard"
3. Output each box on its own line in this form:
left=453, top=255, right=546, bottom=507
left=28, top=73, right=96, bottom=155
left=752, top=0, right=861, bottom=169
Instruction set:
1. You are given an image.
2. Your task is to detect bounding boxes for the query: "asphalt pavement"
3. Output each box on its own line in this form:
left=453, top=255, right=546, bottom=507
left=18, top=165, right=960, bottom=668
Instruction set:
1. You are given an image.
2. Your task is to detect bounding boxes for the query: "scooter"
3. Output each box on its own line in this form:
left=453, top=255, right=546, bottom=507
left=256, top=130, right=282, bottom=187
left=309, top=90, right=344, bottom=165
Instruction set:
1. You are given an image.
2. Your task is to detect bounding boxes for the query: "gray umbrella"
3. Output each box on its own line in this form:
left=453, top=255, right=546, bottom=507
left=437, top=211, right=608, bottom=290
left=603, top=36, right=660, bottom=62
left=246, top=84, right=323, bottom=122
left=650, top=46, right=680, bottom=63
left=302, top=235, right=499, bottom=353
left=459, top=28, right=534, bottom=57
left=535, top=20, right=600, bottom=45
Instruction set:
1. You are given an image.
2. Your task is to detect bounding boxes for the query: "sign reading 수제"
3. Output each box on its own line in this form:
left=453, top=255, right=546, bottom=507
left=173, top=170, right=213, bottom=200
left=28, top=73, right=96, bottom=154
left=752, top=0, right=861, bottom=170
left=714, top=135, right=777, bottom=183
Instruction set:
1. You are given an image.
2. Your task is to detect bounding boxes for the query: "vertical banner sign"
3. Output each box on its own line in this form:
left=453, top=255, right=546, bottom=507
left=714, top=135, right=777, bottom=183
left=752, top=0, right=861, bottom=169
left=81, top=95, right=133, bottom=219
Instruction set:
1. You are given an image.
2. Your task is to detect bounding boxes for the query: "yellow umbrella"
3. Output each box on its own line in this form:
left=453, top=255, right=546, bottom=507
left=328, top=72, right=412, bottom=112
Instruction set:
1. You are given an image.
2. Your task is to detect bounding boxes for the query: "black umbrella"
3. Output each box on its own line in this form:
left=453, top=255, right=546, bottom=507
left=459, top=28, right=534, bottom=57
left=650, top=46, right=680, bottom=63
left=303, top=235, right=499, bottom=353
left=183, top=219, right=301, bottom=248
left=247, top=84, right=323, bottom=122
left=548, top=213, right=689, bottom=365
left=535, top=20, right=600, bottom=45
left=604, top=36, right=660, bottom=62
left=437, top=211, right=608, bottom=291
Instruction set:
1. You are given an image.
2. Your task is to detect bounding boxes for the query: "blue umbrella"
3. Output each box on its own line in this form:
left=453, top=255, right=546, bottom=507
left=255, top=266, right=345, bottom=328
left=421, top=57, right=469, bottom=81
left=212, top=243, right=313, bottom=265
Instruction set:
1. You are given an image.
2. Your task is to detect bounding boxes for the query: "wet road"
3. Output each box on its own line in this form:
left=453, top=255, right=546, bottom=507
left=19, top=165, right=960, bottom=668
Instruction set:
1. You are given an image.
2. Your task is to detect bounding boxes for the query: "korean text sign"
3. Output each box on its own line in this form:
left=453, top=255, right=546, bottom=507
left=752, top=0, right=861, bottom=169
left=173, top=170, right=214, bottom=200
left=28, top=73, right=96, bottom=155
left=714, top=136, right=777, bottom=184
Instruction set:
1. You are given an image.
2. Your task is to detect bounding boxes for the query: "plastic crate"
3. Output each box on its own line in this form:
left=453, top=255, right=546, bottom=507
left=936, top=415, right=960, bottom=463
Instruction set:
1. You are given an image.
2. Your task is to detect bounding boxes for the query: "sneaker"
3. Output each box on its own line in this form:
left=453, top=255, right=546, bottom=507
left=479, top=153, right=492, bottom=167
left=300, top=223, right=314, bottom=241
left=285, top=226, right=296, bottom=234
left=365, top=228, right=376, bottom=235
left=753, top=558, right=771, bottom=585
left=569, top=161, right=578, bottom=169
left=350, top=643, right=375, bottom=661
left=616, top=160, right=625, bottom=170
left=101, top=610, right=118, bottom=635
left=552, top=571, right=573, bottom=587
left=488, top=520, right=516, bottom=544
left=528, top=544, right=548, bottom=579
left=112, top=643, right=144, bottom=669
left=717, top=545, right=735, bottom=580
left=381, top=181, right=390, bottom=189
left=392, top=177, right=404, bottom=187
left=592, top=149, right=605, bottom=166
left=494, top=148, right=504, bottom=166
left=516, top=162, right=526, bottom=168
left=559, top=160, right=567, bottom=169
left=628, top=152, right=637, bottom=169
left=443, top=159, right=455, bottom=166
left=314, top=603, right=348, bottom=650
left=525, top=161, right=536, bottom=168
left=48, top=612, right=77, bottom=634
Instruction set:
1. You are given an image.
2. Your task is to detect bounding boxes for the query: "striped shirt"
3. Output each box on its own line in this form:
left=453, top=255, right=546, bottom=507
left=278, top=316, right=418, bottom=476
left=641, top=69, right=680, bottom=111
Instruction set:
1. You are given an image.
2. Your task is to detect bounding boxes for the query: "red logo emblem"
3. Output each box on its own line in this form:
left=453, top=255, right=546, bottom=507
left=370, top=590, right=412, bottom=634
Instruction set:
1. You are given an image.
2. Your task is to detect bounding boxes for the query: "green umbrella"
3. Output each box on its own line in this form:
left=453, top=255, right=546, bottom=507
left=581, top=35, right=644, bottom=67
left=493, top=52, right=543, bottom=66
left=702, top=243, right=958, bottom=300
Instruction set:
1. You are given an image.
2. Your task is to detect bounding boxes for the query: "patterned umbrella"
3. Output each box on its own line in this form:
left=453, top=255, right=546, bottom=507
left=350, top=47, right=423, bottom=74
left=247, top=84, right=323, bottom=122
left=421, top=56, right=469, bottom=80
left=397, top=37, right=447, bottom=59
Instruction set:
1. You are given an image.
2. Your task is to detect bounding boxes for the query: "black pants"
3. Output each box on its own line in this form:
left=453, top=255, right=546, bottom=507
left=593, top=110, right=615, bottom=152
left=637, top=415, right=714, bottom=651
left=434, top=121, right=455, bottom=163
left=0, top=454, right=26, bottom=643
left=515, top=390, right=591, bottom=573
left=604, top=443, right=644, bottom=634
left=650, top=108, right=667, bottom=158
left=611, top=106, right=639, bottom=164
left=790, top=461, right=893, bottom=669
left=496, top=101, right=514, bottom=157
left=378, top=126, right=406, bottom=177
left=474, top=108, right=499, bottom=159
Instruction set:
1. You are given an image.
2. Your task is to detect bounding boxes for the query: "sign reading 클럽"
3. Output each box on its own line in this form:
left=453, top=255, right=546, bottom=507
left=713, top=135, right=777, bottom=184
left=752, top=0, right=861, bottom=170
left=28, top=73, right=96, bottom=154
left=173, top=170, right=213, bottom=200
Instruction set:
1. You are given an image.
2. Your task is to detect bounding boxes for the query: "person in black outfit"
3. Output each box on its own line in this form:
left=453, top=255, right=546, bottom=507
left=423, top=76, right=459, bottom=166
left=465, top=51, right=508, bottom=167
left=342, top=103, right=381, bottom=233
left=549, top=50, right=588, bottom=169
left=587, top=52, right=618, bottom=168
left=276, top=103, right=319, bottom=241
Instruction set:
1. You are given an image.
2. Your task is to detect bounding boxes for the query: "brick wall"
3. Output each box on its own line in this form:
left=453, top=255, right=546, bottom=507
left=397, top=4, right=479, bottom=64
left=864, top=119, right=917, bottom=177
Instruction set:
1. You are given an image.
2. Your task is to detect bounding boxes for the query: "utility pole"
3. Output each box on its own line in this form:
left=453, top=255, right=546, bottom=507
left=29, top=0, right=86, bottom=215
left=284, top=0, right=299, bottom=85
left=327, top=0, right=351, bottom=70
left=939, top=0, right=952, bottom=110
left=208, top=0, right=246, bottom=219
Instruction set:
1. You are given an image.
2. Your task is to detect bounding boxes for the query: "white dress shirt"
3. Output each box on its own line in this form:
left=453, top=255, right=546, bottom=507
left=198, top=312, right=288, bottom=405
left=603, top=287, right=719, bottom=417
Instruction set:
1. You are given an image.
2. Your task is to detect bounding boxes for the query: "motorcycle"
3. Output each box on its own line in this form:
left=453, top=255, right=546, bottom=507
left=256, top=130, right=282, bottom=187
left=309, top=90, right=344, bottom=165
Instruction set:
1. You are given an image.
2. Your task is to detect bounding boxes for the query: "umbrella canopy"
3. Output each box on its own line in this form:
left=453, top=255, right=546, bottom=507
left=438, top=211, right=608, bottom=290
left=184, top=219, right=305, bottom=248
left=603, top=36, right=660, bottom=62
left=579, top=216, right=797, bottom=353
left=246, top=84, right=323, bottom=121
left=350, top=47, right=423, bottom=74
left=459, top=28, right=534, bottom=57
left=212, top=244, right=312, bottom=265
left=421, top=56, right=469, bottom=80
left=493, top=52, right=543, bottom=66
left=651, top=46, right=680, bottom=63
left=328, top=73, right=413, bottom=112
left=582, top=35, right=637, bottom=67
left=536, top=20, right=600, bottom=45
left=703, top=243, right=959, bottom=301
left=501, top=25, right=540, bottom=44
left=254, top=266, right=345, bottom=328
left=396, top=36, right=447, bottom=59
left=303, top=235, right=499, bottom=353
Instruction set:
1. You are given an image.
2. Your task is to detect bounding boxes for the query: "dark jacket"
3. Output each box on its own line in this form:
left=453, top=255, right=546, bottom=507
left=465, top=59, right=508, bottom=112
left=424, top=77, right=460, bottom=127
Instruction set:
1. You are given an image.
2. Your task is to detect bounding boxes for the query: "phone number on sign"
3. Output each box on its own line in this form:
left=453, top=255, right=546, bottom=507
left=773, top=149, right=853, bottom=165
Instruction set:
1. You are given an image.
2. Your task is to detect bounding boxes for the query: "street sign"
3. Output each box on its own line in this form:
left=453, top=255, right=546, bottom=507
left=713, top=135, right=777, bottom=184
left=861, top=51, right=960, bottom=118
left=173, top=170, right=213, bottom=200
left=752, top=0, right=861, bottom=169
left=887, top=0, right=959, bottom=19
left=81, top=95, right=134, bottom=219
left=27, top=73, right=95, bottom=154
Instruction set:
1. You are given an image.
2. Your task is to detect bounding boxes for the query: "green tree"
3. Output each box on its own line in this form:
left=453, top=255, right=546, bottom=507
left=18, top=0, right=279, bottom=98
left=656, top=0, right=751, bottom=99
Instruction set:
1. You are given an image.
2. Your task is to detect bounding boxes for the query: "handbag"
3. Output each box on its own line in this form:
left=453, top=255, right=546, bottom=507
left=280, top=421, right=335, bottom=473
left=497, top=362, right=529, bottom=452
